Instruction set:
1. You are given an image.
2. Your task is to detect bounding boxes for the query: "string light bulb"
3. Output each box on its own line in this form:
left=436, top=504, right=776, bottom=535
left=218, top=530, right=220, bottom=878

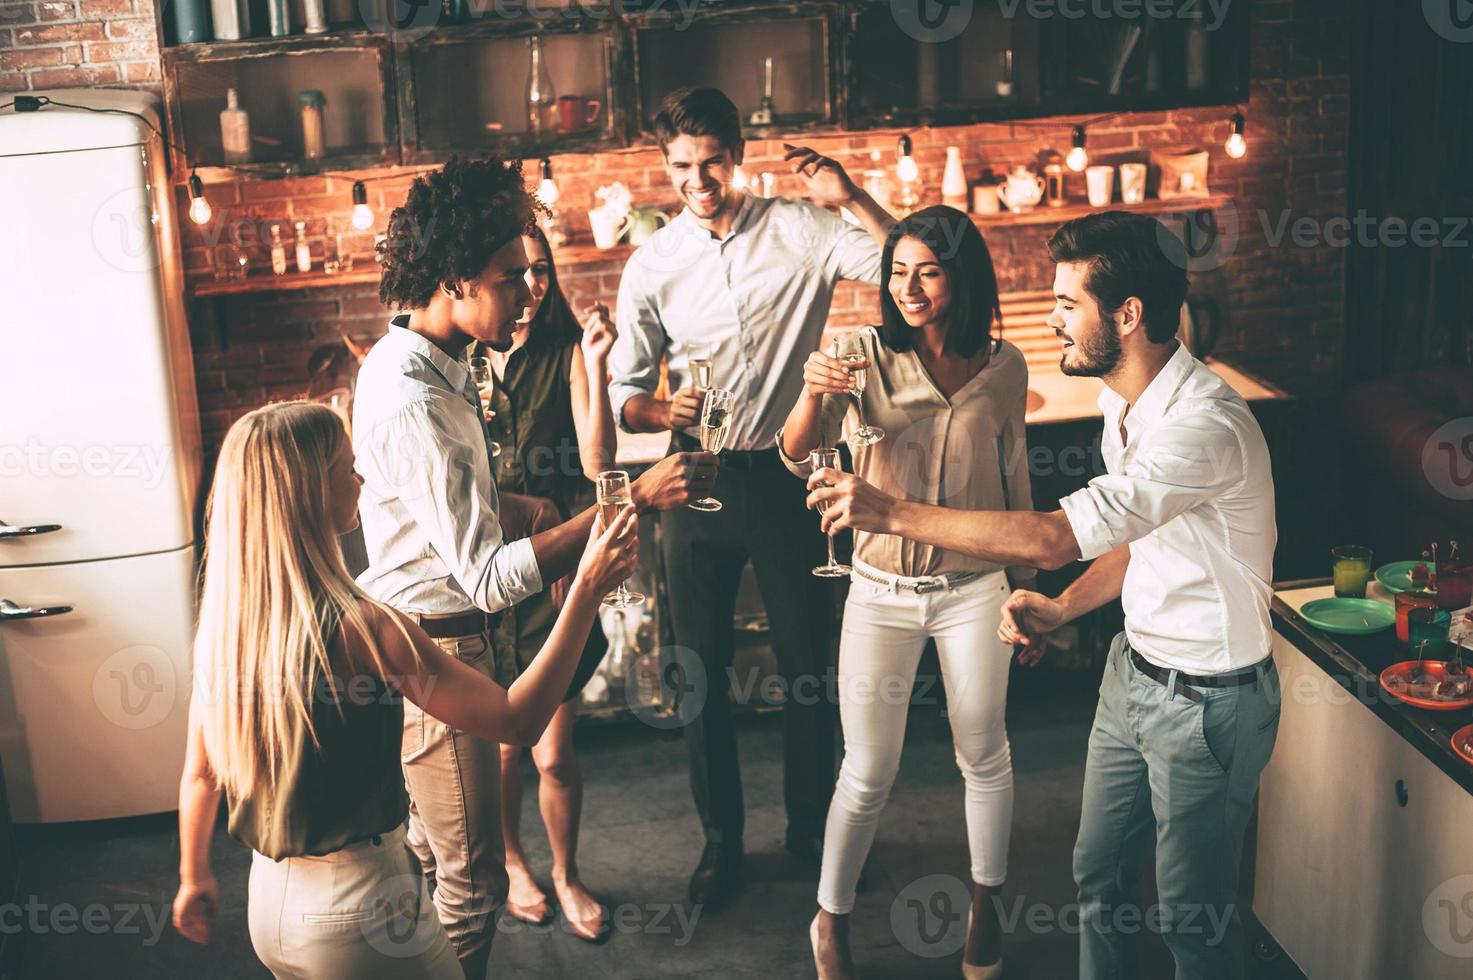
left=1225, top=112, right=1247, bottom=159
left=187, top=171, right=211, bottom=225
left=536, top=157, right=559, bottom=208
left=731, top=164, right=748, bottom=191
left=895, top=134, right=920, bottom=184
left=1066, top=126, right=1089, bottom=172
left=350, top=180, right=374, bottom=231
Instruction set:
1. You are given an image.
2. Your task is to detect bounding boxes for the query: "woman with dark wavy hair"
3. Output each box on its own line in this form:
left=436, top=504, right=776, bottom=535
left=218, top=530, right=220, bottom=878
left=779, top=206, right=1035, bottom=980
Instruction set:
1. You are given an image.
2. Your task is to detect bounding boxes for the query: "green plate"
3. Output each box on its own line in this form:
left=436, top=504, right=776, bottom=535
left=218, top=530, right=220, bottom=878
left=1375, top=560, right=1436, bottom=595
left=1300, top=597, right=1396, bottom=635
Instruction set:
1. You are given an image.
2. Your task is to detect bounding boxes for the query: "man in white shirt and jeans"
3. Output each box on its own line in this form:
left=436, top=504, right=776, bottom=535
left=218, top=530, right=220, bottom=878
left=354, top=157, right=714, bottom=978
left=807, top=212, right=1279, bottom=979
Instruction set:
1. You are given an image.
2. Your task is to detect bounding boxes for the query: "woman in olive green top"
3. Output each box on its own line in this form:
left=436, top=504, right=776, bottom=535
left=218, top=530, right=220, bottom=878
left=779, top=207, right=1032, bottom=980
left=479, top=225, right=620, bottom=941
left=169, top=401, right=636, bottom=979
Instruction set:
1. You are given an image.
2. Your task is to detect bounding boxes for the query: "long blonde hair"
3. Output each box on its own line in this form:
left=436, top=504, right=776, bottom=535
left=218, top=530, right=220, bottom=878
left=193, top=401, right=386, bottom=800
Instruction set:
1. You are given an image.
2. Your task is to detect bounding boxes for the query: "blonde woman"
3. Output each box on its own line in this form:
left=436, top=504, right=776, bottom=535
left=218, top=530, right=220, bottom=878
left=169, top=401, right=636, bottom=979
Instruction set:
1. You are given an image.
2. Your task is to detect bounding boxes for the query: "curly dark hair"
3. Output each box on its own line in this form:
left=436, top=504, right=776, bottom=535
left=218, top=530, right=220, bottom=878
left=377, top=156, right=543, bottom=310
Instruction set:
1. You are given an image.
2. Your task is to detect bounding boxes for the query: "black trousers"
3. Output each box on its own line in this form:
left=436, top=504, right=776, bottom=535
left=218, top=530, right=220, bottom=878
left=660, top=433, right=838, bottom=849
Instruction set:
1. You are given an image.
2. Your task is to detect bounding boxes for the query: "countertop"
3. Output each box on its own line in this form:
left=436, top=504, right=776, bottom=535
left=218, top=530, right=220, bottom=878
left=1272, top=580, right=1473, bottom=796
left=614, top=357, right=1288, bottom=466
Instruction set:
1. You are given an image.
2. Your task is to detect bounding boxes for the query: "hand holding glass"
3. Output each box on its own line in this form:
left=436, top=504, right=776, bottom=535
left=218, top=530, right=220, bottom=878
left=810, top=448, right=851, bottom=577
left=689, top=387, right=734, bottom=512
left=467, top=356, right=502, bottom=459
left=595, top=470, right=644, bottom=608
left=688, top=343, right=714, bottom=390
left=834, top=332, right=883, bottom=445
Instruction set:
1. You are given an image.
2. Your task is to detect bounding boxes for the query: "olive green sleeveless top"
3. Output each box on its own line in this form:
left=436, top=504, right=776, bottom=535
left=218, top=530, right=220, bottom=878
left=487, top=328, right=592, bottom=518
left=226, top=616, right=407, bottom=860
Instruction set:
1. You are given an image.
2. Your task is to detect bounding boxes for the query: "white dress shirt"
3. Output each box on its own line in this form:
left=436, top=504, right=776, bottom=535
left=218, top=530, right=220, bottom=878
left=1058, top=343, right=1276, bottom=673
left=609, top=192, right=881, bottom=452
left=353, top=317, right=543, bottom=615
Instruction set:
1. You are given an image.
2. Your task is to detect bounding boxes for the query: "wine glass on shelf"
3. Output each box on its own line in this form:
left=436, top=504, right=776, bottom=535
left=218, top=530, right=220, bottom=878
left=810, top=447, right=852, bottom=577
left=689, top=387, right=734, bottom=512
left=833, top=332, right=883, bottom=445
left=467, top=356, right=502, bottom=459
left=688, top=343, right=714, bottom=390
left=595, top=470, right=645, bottom=608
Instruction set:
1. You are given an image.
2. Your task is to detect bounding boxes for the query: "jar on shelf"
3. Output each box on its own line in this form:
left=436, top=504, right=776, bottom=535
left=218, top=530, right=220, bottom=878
left=298, top=90, right=327, bottom=161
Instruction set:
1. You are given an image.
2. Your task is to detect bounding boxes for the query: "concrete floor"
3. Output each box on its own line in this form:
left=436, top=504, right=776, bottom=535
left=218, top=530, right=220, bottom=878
left=9, top=666, right=1305, bottom=979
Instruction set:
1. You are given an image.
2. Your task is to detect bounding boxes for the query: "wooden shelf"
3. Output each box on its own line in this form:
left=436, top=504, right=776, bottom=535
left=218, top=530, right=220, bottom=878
left=189, top=241, right=636, bottom=298
left=971, top=192, right=1233, bottom=228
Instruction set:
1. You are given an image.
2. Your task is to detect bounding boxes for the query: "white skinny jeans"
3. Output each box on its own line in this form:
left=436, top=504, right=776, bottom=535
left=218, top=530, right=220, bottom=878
left=817, top=562, right=1015, bottom=915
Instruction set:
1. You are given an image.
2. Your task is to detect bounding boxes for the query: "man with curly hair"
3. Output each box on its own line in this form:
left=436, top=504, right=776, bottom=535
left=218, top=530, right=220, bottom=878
left=353, top=156, right=715, bottom=976
left=609, top=88, right=894, bottom=913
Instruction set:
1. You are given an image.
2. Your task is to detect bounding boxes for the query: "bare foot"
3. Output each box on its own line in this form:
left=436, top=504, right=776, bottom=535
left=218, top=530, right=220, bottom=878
left=965, top=883, right=1003, bottom=969
left=554, top=874, right=607, bottom=941
left=504, top=854, right=551, bottom=925
left=811, top=909, right=859, bottom=980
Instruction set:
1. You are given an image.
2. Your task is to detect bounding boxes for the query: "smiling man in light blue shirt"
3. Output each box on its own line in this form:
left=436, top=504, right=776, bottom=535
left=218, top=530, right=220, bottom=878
left=608, top=87, right=891, bottom=912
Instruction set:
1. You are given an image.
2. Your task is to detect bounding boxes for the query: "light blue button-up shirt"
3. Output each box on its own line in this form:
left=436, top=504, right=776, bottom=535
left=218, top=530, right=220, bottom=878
left=609, top=192, right=882, bottom=452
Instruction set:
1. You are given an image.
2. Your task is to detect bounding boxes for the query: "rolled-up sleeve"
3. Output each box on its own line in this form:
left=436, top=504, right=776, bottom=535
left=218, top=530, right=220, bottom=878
left=359, top=401, right=541, bottom=612
left=774, top=394, right=849, bottom=478
left=1059, top=410, right=1244, bottom=562
left=609, top=258, right=666, bottom=433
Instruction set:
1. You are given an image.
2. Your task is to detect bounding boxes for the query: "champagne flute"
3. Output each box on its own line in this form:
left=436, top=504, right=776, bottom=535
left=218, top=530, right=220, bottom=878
left=688, top=343, right=714, bottom=390
left=689, top=387, right=734, bottom=512
left=810, top=448, right=851, bottom=577
left=834, top=332, right=883, bottom=445
left=467, top=356, right=502, bottom=459
left=595, top=470, right=645, bottom=608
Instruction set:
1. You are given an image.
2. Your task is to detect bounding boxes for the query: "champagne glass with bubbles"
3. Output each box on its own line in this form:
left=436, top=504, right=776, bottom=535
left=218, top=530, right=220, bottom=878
left=467, top=356, right=502, bottom=459
left=834, top=332, right=883, bottom=445
left=810, top=448, right=852, bottom=577
left=595, top=470, right=645, bottom=608
left=689, top=387, right=734, bottom=512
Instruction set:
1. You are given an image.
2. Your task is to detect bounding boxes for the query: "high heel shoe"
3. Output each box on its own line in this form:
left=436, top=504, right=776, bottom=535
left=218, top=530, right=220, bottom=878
left=811, top=913, right=860, bottom=980
left=961, top=908, right=1003, bottom=979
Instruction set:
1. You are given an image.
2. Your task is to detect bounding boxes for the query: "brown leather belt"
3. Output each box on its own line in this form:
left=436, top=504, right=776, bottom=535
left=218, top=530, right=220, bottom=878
left=410, top=609, right=490, bottom=639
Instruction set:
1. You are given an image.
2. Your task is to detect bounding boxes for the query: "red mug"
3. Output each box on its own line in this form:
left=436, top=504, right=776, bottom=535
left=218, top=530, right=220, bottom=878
left=557, top=95, right=601, bottom=134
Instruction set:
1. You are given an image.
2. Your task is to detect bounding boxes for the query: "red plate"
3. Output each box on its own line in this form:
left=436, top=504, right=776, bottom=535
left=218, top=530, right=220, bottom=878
left=1379, top=661, right=1473, bottom=711
left=1454, top=724, right=1473, bottom=766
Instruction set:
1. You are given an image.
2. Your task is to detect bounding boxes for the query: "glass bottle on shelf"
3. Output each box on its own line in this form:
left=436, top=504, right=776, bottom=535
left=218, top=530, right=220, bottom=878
left=294, top=221, right=311, bottom=273
left=526, top=35, right=557, bottom=136
left=220, top=88, right=252, bottom=165
left=269, top=223, right=288, bottom=276
left=298, top=90, right=327, bottom=161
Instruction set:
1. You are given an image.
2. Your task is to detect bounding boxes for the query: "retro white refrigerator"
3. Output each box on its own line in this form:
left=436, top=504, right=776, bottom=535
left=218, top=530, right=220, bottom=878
left=0, top=90, right=201, bottom=823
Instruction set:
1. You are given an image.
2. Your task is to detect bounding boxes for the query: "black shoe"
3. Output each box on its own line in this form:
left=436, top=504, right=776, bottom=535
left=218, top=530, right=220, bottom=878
left=785, top=831, right=869, bottom=891
left=688, top=843, right=744, bottom=911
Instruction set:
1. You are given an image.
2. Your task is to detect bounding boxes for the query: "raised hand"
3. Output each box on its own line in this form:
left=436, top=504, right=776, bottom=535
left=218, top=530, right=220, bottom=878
left=782, top=143, right=857, bottom=207
left=580, top=302, right=617, bottom=369
left=803, top=348, right=864, bottom=398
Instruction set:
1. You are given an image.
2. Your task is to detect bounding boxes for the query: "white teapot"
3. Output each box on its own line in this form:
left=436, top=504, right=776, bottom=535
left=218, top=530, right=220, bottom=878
left=997, top=166, right=1045, bottom=212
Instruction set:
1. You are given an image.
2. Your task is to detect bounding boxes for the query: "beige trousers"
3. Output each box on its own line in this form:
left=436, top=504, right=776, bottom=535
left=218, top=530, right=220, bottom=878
left=401, top=619, right=506, bottom=976
left=247, top=825, right=461, bottom=980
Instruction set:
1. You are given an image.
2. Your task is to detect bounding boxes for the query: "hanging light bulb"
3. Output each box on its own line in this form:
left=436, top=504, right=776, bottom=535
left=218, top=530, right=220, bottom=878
left=1224, top=112, right=1247, bottom=159
left=187, top=171, right=212, bottom=225
left=1065, top=125, right=1089, bottom=172
left=351, top=180, right=374, bottom=231
left=895, top=134, right=920, bottom=184
left=536, top=157, right=560, bottom=208
left=731, top=164, right=748, bottom=191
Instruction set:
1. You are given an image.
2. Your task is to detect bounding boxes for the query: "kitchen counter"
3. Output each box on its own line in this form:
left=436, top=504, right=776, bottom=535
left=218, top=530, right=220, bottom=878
left=614, top=357, right=1288, bottom=467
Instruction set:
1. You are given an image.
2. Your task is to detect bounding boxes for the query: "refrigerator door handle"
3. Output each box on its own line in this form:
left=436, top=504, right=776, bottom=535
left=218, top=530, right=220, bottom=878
left=0, top=520, right=63, bottom=538
left=0, top=599, right=74, bottom=622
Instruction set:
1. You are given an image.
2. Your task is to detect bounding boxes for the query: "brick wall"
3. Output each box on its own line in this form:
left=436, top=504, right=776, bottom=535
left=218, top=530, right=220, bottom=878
left=0, top=0, right=160, bottom=91
left=3, top=0, right=1348, bottom=454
